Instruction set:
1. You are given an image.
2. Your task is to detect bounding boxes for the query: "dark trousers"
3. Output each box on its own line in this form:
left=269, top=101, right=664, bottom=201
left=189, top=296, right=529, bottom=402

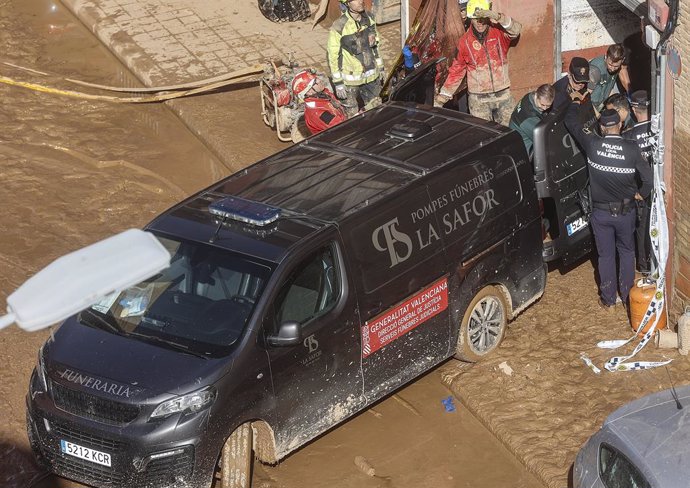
left=591, top=207, right=637, bottom=306
left=635, top=200, right=652, bottom=273
left=343, top=79, right=382, bottom=117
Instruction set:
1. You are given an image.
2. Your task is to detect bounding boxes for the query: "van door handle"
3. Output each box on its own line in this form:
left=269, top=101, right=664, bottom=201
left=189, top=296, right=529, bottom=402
left=257, top=373, right=264, bottom=380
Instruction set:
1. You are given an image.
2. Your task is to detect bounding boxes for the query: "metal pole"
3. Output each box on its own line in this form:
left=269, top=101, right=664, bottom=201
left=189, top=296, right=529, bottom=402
left=401, top=0, right=409, bottom=48
left=655, top=46, right=666, bottom=179
left=553, top=0, right=562, bottom=82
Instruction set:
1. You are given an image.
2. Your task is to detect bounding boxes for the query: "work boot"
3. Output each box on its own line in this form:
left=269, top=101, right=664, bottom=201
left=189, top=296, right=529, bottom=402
left=598, top=299, right=616, bottom=314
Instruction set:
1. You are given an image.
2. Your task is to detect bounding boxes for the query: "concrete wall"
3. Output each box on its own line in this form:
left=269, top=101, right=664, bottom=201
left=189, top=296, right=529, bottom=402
left=670, top=2, right=690, bottom=320
left=493, top=0, right=555, bottom=98
left=561, top=0, right=639, bottom=54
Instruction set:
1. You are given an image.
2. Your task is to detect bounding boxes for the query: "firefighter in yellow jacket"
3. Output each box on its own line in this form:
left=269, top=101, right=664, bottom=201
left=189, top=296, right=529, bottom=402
left=328, top=0, right=385, bottom=116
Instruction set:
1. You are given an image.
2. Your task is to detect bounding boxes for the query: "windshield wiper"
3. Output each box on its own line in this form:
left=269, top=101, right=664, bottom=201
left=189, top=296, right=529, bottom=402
left=127, top=331, right=210, bottom=360
left=79, top=308, right=124, bottom=334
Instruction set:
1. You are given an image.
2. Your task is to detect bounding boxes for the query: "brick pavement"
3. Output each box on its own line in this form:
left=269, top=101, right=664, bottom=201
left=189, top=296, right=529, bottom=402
left=60, top=0, right=400, bottom=168
left=61, top=0, right=400, bottom=86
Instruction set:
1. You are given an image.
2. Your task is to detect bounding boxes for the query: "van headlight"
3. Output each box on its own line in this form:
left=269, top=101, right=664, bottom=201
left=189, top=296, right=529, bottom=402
left=32, top=346, right=48, bottom=394
left=150, top=386, right=216, bottom=420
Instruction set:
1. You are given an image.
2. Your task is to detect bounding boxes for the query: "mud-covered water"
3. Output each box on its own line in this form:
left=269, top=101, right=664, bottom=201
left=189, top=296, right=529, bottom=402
left=0, top=1, right=545, bottom=488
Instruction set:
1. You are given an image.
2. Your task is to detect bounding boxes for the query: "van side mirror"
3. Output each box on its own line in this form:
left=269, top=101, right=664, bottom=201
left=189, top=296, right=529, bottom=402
left=266, top=321, right=301, bottom=347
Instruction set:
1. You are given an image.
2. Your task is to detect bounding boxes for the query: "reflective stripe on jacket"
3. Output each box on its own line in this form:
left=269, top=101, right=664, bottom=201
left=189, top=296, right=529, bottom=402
left=441, top=26, right=513, bottom=95
left=327, top=11, right=383, bottom=86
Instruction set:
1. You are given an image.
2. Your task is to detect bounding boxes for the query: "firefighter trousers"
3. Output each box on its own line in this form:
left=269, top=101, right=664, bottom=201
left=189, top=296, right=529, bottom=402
left=468, top=89, right=514, bottom=126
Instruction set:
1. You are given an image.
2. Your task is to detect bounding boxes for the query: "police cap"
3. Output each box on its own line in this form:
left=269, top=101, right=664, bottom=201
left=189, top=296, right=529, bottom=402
left=599, top=109, right=621, bottom=127
left=569, top=57, right=590, bottom=83
left=630, top=90, right=650, bottom=107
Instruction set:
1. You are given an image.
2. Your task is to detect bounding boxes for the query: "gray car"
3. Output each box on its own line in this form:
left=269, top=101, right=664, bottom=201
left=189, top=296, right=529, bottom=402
left=574, top=384, right=690, bottom=488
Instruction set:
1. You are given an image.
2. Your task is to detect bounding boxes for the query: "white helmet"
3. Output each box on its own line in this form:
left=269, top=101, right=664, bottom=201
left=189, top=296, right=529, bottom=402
left=291, top=70, right=318, bottom=100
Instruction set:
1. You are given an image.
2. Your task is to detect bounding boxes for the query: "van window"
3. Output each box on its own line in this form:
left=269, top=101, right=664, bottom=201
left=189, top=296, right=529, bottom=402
left=273, top=245, right=340, bottom=326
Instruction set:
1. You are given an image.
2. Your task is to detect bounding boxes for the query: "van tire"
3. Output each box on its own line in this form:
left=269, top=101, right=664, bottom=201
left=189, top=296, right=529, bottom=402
left=455, top=285, right=508, bottom=362
left=220, top=423, right=253, bottom=488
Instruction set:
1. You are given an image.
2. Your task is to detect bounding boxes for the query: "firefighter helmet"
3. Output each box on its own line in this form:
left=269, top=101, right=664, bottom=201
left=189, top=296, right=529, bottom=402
left=291, top=70, right=318, bottom=100
left=466, top=0, right=491, bottom=18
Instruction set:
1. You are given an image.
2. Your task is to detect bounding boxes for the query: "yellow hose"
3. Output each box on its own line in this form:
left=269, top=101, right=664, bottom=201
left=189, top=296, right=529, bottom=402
left=0, top=64, right=264, bottom=103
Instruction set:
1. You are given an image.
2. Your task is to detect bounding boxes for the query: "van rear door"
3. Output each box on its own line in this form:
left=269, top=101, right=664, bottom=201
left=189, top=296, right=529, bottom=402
left=532, top=105, right=593, bottom=265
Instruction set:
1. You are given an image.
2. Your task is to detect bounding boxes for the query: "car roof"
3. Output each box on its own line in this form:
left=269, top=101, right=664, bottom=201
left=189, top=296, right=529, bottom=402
left=601, top=384, right=690, bottom=485
left=150, top=102, right=510, bottom=263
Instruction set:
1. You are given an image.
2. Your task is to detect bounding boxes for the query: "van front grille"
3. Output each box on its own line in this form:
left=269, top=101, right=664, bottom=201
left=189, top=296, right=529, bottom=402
left=50, top=419, right=125, bottom=451
left=50, top=380, right=140, bottom=425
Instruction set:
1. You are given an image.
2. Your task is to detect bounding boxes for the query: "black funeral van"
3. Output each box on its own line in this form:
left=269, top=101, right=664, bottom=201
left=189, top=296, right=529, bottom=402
left=27, top=102, right=590, bottom=488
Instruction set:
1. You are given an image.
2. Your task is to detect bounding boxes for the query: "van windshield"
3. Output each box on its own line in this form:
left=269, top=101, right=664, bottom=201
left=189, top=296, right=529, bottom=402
left=83, top=236, right=273, bottom=357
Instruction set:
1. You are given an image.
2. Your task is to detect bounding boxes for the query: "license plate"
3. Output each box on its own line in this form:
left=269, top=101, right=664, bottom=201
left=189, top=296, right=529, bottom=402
left=60, top=439, right=112, bottom=467
left=566, top=217, right=588, bottom=236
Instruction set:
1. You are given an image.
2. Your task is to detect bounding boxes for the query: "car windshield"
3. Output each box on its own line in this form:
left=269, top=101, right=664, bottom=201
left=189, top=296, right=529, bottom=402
left=82, top=236, right=273, bottom=357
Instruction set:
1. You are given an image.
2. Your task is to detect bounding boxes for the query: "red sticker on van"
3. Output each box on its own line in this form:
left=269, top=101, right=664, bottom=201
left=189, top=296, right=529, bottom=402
left=361, top=277, right=448, bottom=358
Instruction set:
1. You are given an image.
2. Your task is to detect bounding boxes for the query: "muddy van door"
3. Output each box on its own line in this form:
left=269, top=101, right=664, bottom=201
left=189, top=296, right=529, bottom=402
left=384, top=59, right=440, bottom=106
left=262, top=229, right=363, bottom=454
left=532, top=107, right=593, bottom=265
left=346, top=185, right=451, bottom=402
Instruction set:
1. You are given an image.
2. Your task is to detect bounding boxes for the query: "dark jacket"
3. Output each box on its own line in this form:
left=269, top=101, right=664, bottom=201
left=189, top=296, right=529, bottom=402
left=552, top=75, right=586, bottom=113
left=564, top=101, right=653, bottom=205
left=623, top=121, right=654, bottom=164
left=509, top=92, right=544, bottom=154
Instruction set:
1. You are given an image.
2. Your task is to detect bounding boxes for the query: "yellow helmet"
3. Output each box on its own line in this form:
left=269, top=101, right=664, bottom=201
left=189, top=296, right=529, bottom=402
left=466, top=0, right=491, bottom=18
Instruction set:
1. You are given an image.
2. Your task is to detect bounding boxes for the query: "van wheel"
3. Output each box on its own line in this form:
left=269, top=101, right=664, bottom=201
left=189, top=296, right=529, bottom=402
left=219, top=423, right=253, bottom=488
left=455, top=286, right=508, bottom=362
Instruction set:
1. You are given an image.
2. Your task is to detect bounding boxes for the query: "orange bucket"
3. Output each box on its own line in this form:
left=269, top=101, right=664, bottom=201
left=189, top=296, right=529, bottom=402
left=629, top=280, right=667, bottom=337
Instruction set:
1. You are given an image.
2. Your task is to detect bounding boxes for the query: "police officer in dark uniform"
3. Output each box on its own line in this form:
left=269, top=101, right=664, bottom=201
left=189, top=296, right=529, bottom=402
left=565, top=101, right=653, bottom=310
left=624, top=90, right=654, bottom=274
left=624, top=90, right=653, bottom=162
left=552, top=57, right=590, bottom=112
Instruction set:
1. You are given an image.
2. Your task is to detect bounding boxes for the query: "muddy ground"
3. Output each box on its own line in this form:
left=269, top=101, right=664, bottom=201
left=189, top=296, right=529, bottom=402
left=2, top=2, right=689, bottom=488
left=444, top=258, right=690, bottom=488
